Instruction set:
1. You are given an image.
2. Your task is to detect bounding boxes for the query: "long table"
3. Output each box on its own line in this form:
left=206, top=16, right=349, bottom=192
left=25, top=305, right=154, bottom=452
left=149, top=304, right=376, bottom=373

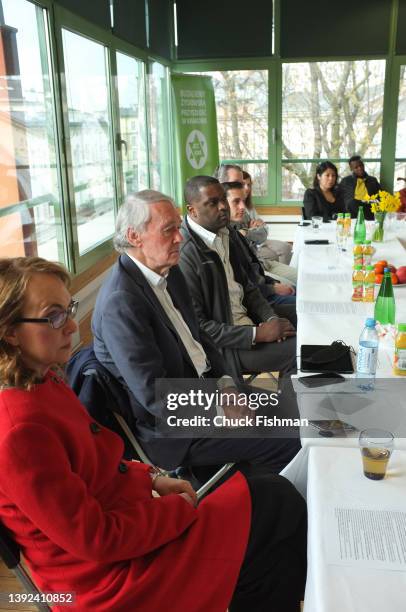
left=305, top=446, right=406, bottom=612
left=281, top=221, right=406, bottom=611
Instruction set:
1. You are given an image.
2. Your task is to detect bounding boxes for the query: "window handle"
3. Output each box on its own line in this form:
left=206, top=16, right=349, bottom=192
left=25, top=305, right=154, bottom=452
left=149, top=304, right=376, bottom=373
left=116, top=133, right=128, bottom=155
left=272, top=128, right=276, bottom=144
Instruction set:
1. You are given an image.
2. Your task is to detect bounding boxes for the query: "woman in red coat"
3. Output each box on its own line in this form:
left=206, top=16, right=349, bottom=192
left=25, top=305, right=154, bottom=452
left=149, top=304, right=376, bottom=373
left=0, top=257, right=306, bottom=611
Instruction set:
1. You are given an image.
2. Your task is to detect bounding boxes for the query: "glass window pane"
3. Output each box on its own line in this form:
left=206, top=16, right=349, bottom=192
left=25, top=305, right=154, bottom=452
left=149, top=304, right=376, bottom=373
left=197, top=70, right=269, bottom=196
left=148, top=61, right=172, bottom=194
left=62, top=29, right=115, bottom=255
left=0, top=0, right=65, bottom=262
left=395, top=65, right=406, bottom=189
left=116, top=52, right=148, bottom=197
left=282, top=60, right=386, bottom=200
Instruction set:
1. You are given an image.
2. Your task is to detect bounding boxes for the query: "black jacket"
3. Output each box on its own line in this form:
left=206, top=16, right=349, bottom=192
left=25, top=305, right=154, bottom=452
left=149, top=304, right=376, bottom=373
left=339, top=173, right=381, bottom=220
left=91, top=254, right=225, bottom=468
left=303, top=187, right=345, bottom=222
left=178, top=218, right=275, bottom=378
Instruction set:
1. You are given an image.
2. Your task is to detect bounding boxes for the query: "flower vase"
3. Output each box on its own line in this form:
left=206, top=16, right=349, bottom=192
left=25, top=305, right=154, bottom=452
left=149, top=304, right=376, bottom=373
left=372, top=212, right=386, bottom=242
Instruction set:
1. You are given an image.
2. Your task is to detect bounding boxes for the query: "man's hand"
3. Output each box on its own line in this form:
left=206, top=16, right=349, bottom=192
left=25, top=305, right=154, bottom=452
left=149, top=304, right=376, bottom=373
left=153, top=477, right=198, bottom=507
left=274, top=283, right=295, bottom=296
left=255, top=318, right=296, bottom=343
left=220, top=388, right=251, bottom=420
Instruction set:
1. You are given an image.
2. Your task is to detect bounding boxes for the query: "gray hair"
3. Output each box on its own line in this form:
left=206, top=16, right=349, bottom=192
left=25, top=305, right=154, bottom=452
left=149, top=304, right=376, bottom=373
left=113, top=189, right=175, bottom=253
left=214, top=163, right=243, bottom=183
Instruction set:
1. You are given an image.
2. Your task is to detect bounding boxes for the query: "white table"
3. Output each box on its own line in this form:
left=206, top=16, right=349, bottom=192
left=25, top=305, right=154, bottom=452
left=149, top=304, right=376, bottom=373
left=282, top=222, right=406, bottom=495
left=304, top=446, right=406, bottom=612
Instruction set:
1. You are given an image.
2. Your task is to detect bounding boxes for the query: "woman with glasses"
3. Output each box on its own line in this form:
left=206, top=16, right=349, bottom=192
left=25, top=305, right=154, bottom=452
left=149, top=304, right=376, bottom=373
left=0, top=257, right=306, bottom=611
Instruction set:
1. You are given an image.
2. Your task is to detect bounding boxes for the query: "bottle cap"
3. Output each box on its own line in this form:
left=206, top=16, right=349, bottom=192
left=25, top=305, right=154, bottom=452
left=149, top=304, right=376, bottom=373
left=397, top=323, right=406, bottom=332
left=354, top=265, right=363, bottom=270
left=337, top=213, right=343, bottom=217
left=345, top=213, right=351, bottom=217
left=365, top=318, right=376, bottom=328
left=384, top=267, right=391, bottom=273
left=365, top=240, right=371, bottom=245
left=366, top=265, right=374, bottom=270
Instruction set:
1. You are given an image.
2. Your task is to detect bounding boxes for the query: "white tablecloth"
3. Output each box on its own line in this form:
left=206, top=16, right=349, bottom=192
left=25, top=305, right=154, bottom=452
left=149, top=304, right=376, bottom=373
left=304, top=446, right=406, bottom=612
left=282, top=223, right=406, bottom=494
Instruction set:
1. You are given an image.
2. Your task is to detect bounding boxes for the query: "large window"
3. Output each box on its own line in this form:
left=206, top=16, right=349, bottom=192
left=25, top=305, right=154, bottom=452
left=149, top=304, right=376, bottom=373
left=282, top=60, right=386, bottom=200
left=0, top=0, right=65, bottom=262
left=197, top=70, right=268, bottom=196
left=395, top=65, right=406, bottom=188
left=148, top=61, right=172, bottom=194
left=116, top=52, right=148, bottom=198
left=62, top=29, right=116, bottom=256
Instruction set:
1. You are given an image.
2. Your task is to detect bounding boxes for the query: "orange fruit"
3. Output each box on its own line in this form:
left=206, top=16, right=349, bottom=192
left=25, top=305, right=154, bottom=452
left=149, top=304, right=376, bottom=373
left=376, top=260, right=388, bottom=267
left=391, top=273, right=399, bottom=285
left=375, top=273, right=383, bottom=284
left=374, top=264, right=384, bottom=275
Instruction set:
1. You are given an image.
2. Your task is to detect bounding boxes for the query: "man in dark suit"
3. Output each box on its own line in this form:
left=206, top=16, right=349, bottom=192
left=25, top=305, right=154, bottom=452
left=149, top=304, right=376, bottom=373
left=179, top=176, right=297, bottom=377
left=92, top=190, right=300, bottom=472
left=339, top=155, right=381, bottom=220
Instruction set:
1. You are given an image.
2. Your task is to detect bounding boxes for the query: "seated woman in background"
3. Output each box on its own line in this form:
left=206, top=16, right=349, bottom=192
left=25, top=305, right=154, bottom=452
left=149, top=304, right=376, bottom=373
left=0, top=257, right=306, bottom=612
left=303, top=161, right=345, bottom=222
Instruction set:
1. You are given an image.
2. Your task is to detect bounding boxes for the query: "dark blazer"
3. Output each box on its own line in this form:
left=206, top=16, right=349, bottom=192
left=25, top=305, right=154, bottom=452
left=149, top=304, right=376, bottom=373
left=339, top=173, right=381, bottom=220
left=178, top=219, right=275, bottom=378
left=303, top=187, right=345, bottom=222
left=92, top=254, right=224, bottom=468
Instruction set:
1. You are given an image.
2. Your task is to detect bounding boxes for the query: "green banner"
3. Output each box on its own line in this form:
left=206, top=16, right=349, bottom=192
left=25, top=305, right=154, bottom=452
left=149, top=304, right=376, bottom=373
left=171, top=74, right=219, bottom=207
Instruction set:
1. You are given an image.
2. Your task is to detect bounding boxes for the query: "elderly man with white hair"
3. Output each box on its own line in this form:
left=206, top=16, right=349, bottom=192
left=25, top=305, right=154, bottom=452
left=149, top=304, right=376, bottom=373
left=92, top=190, right=300, bottom=473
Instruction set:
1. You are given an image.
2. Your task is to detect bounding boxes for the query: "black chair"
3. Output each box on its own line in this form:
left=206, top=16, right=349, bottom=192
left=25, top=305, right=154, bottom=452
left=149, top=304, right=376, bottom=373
left=0, top=522, right=50, bottom=612
left=66, top=346, right=234, bottom=499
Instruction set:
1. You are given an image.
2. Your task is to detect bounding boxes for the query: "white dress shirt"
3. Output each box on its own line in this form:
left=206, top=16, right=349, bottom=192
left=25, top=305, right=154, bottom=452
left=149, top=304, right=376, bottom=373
left=128, top=254, right=208, bottom=377
left=187, top=217, right=254, bottom=327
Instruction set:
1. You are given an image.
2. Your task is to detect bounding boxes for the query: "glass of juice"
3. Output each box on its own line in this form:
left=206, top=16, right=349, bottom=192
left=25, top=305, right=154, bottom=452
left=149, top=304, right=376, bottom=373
left=359, top=429, right=394, bottom=480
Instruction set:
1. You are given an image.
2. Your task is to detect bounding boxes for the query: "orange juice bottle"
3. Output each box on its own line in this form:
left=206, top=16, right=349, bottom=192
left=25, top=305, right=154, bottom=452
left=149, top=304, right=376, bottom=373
left=344, top=213, right=351, bottom=236
left=353, top=244, right=363, bottom=267
left=363, top=265, right=375, bottom=302
left=362, top=241, right=373, bottom=266
left=393, top=324, right=406, bottom=376
left=352, top=265, right=364, bottom=301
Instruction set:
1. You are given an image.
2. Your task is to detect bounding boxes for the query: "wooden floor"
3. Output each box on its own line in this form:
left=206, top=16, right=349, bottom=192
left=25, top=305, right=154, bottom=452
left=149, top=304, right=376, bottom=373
left=0, top=560, right=36, bottom=611
left=0, top=559, right=304, bottom=611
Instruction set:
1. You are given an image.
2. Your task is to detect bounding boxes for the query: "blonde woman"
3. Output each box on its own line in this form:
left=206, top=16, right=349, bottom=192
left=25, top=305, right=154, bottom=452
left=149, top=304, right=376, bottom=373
left=0, top=257, right=306, bottom=611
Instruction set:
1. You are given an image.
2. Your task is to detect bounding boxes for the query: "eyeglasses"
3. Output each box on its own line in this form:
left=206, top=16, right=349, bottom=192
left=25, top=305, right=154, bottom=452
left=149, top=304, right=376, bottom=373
left=15, top=300, right=79, bottom=329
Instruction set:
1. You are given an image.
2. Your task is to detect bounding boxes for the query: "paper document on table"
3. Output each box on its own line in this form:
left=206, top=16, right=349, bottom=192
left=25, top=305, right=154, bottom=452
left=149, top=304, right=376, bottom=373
left=326, top=507, right=406, bottom=571
left=297, top=300, right=371, bottom=315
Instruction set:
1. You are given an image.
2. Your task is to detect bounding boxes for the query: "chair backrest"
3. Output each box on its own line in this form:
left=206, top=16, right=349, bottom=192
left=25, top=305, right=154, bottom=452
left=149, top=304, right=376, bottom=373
left=0, top=522, right=50, bottom=611
left=66, top=346, right=150, bottom=462
left=66, top=346, right=235, bottom=497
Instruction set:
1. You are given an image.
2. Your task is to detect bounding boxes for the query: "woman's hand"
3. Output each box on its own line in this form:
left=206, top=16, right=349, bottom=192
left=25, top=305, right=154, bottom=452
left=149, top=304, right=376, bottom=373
left=153, top=476, right=198, bottom=507
left=249, top=219, right=264, bottom=228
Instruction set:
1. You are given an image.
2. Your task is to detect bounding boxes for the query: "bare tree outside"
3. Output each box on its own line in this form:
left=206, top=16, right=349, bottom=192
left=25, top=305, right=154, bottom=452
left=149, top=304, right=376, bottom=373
left=395, top=64, right=406, bottom=188
left=201, top=60, right=387, bottom=201
left=282, top=60, right=386, bottom=199
left=200, top=70, right=268, bottom=195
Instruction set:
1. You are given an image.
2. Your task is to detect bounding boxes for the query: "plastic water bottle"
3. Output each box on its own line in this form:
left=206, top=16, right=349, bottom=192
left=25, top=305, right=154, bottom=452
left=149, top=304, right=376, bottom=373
left=336, top=213, right=344, bottom=249
left=356, top=318, right=379, bottom=388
